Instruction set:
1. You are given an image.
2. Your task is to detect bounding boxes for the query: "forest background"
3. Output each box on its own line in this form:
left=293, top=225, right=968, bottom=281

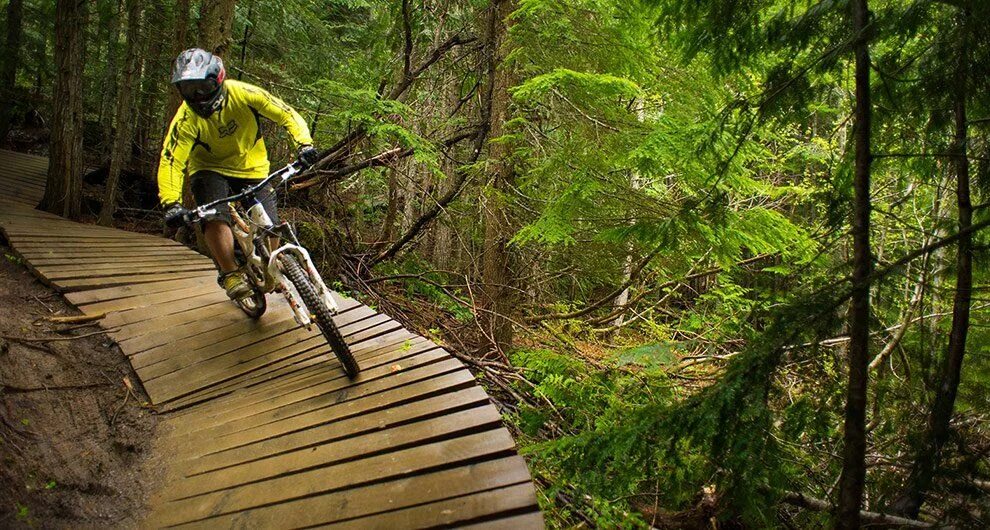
left=1, top=0, right=988, bottom=527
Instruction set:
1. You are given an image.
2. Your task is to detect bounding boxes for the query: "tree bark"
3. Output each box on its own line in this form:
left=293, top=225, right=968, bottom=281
left=42, top=0, right=88, bottom=219
left=0, top=0, right=24, bottom=143
left=98, top=0, right=143, bottom=226
left=135, top=0, right=166, bottom=176
left=836, top=0, right=873, bottom=527
left=890, top=8, right=972, bottom=518
left=164, top=0, right=191, bottom=122
left=479, top=0, right=518, bottom=355
left=197, top=0, right=237, bottom=57
left=98, top=0, right=122, bottom=144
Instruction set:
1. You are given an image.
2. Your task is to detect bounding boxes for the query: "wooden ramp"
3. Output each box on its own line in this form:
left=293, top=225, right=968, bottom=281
left=0, top=150, right=543, bottom=529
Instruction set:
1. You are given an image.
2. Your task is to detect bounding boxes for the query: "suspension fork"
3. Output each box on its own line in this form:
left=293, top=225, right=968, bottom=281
left=269, top=245, right=340, bottom=313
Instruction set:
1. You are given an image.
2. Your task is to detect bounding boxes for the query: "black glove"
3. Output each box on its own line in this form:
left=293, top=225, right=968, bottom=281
left=297, top=145, right=320, bottom=168
left=163, top=202, right=190, bottom=228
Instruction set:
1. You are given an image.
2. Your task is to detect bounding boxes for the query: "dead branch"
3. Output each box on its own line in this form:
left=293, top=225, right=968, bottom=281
left=526, top=253, right=771, bottom=324
left=2, top=328, right=115, bottom=343
left=781, top=491, right=936, bottom=528
left=1, top=382, right=112, bottom=392
left=46, top=313, right=105, bottom=324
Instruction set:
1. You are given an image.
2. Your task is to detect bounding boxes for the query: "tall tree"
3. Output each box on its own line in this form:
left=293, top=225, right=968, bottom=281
left=197, top=0, right=236, bottom=56
left=890, top=6, right=974, bottom=518
left=836, top=0, right=873, bottom=526
left=164, top=0, right=191, bottom=121
left=98, top=0, right=143, bottom=226
left=479, top=0, right=518, bottom=355
left=97, top=0, right=122, bottom=142
left=0, top=0, right=24, bottom=143
left=135, top=0, right=168, bottom=176
left=42, top=0, right=88, bottom=219
left=836, top=0, right=873, bottom=528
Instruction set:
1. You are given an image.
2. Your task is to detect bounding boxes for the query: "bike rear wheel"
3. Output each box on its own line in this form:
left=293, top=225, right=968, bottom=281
left=235, top=288, right=267, bottom=318
left=280, top=254, right=359, bottom=378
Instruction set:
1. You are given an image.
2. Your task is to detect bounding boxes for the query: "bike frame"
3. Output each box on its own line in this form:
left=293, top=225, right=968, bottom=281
left=187, top=163, right=340, bottom=327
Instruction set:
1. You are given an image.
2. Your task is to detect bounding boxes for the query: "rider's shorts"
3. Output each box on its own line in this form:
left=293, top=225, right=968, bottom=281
left=190, top=170, right=280, bottom=226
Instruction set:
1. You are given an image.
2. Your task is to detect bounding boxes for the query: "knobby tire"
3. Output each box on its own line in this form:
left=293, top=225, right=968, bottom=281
left=280, top=254, right=359, bottom=378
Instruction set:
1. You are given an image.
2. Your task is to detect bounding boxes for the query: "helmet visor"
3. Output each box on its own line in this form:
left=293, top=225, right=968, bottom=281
left=177, top=79, right=219, bottom=103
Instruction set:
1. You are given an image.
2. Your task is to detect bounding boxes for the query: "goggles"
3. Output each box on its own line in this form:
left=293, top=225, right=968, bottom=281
left=177, top=79, right=219, bottom=103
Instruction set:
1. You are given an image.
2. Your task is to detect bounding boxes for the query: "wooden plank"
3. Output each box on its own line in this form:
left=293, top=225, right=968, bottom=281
left=11, top=240, right=186, bottom=250
left=54, top=270, right=216, bottom=292
left=0, top=209, right=64, bottom=221
left=161, top=333, right=424, bottom=414
left=0, top=190, right=43, bottom=205
left=7, top=234, right=177, bottom=246
left=167, top=341, right=445, bottom=436
left=166, top=333, right=426, bottom=416
left=168, top=457, right=535, bottom=530
left=143, top=318, right=407, bottom=405
left=167, top=404, right=503, bottom=500
left=0, top=219, right=118, bottom=231
left=176, top=385, right=490, bottom=475
left=140, top=304, right=376, bottom=380
left=35, top=262, right=215, bottom=281
left=108, top=298, right=251, bottom=344
left=4, top=228, right=166, bottom=240
left=171, top=360, right=470, bottom=447
left=0, top=185, right=44, bottom=199
left=7, top=236, right=184, bottom=248
left=341, top=318, right=405, bottom=346
left=14, top=247, right=196, bottom=260
left=159, top=348, right=336, bottom=413
left=66, top=276, right=216, bottom=306
left=0, top=175, right=46, bottom=190
left=0, top=217, right=160, bottom=232
left=129, top=297, right=361, bottom=368
left=26, top=254, right=209, bottom=267
left=141, top=325, right=315, bottom=385
left=319, top=483, right=539, bottom=530
left=129, top=308, right=301, bottom=368
left=147, top=429, right=516, bottom=527
left=102, top=291, right=230, bottom=328
left=115, top=299, right=275, bottom=349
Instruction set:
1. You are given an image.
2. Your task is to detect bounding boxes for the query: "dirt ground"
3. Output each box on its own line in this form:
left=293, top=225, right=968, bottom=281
left=0, top=243, right=162, bottom=528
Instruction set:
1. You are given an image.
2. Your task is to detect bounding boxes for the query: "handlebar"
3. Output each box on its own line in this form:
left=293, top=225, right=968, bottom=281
left=182, top=161, right=304, bottom=224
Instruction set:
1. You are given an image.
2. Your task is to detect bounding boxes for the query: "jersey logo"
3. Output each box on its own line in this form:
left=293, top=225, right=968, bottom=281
left=218, top=119, right=239, bottom=138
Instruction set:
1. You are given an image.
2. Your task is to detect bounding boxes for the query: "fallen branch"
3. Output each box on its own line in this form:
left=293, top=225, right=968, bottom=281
left=46, top=313, right=105, bottom=324
left=1, top=382, right=112, bottom=393
left=782, top=491, right=935, bottom=528
left=2, top=328, right=114, bottom=343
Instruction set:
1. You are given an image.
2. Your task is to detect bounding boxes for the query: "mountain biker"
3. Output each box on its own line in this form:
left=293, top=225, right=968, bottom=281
left=157, top=48, right=320, bottom=301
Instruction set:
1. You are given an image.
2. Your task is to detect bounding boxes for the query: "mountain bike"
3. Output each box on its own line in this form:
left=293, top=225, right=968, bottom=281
left=176, top=162, right=360, bottom=378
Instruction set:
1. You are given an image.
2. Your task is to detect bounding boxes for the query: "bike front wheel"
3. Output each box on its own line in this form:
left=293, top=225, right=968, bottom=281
left=279, top=254, right=359, bottom=378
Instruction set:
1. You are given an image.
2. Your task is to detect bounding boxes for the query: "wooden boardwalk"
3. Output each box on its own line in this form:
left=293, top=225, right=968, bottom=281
left=0, top=150, right=543, bottom=529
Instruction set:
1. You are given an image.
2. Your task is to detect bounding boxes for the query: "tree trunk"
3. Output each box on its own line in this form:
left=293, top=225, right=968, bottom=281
left=237, top=0, right=253, bottom=77
left=42, top=0, right=88, bottom=219
left=890, top=9, right=972, bottom=518
left=98, top=0, right=122, bottom=145
left=0, top=0, right=24, bottom=143
left=836, top=0, right=872, bottom=527
left=197, top=0, right=237, bottom=57
left=164, top=0, right=191, bottom=122
left=98, top=0, right=143, bottom=226
left=136, top=0, right=166, bottom=176
left=479, top=0, right=518, bottom=356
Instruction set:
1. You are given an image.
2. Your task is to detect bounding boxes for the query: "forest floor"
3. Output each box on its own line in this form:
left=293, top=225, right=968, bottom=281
left=0, top=242, right=163, bottom=528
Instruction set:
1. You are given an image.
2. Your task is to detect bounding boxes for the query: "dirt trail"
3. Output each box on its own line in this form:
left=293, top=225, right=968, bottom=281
left=0, top=243, right=163, bottom=528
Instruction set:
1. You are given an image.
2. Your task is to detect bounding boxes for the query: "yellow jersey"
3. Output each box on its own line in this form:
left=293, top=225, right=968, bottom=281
left=157, top=79, right=313, bottom=205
